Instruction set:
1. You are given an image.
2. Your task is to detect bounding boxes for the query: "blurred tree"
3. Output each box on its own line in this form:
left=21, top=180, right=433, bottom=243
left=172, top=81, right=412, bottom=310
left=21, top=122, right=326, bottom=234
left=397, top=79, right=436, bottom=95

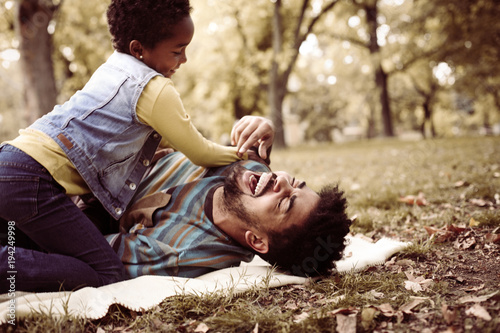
left=14, top=0, right=60, bottom=125
left=269, top=0, right=340, bottom=148
left=51, top=0, right=111, bottom=102
left=431, top=0, right=500, bottom=131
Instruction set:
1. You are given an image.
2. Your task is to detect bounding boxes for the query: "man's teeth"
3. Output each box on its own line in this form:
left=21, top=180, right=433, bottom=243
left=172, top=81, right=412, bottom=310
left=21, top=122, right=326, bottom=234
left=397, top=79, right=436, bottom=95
left=253, top=173, right=268, bottom=196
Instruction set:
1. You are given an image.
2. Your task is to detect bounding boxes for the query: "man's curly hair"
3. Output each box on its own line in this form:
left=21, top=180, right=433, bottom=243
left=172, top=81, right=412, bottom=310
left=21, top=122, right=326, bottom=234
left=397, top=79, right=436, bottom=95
left=107, top=0, right=192, bottom=54
left=258, top=184, right=351, bottom=277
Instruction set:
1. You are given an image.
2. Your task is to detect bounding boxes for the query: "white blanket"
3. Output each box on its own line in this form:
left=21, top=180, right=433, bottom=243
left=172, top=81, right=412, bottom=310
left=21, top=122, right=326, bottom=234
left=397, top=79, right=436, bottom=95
left=0, top=235, right=410, bottom=323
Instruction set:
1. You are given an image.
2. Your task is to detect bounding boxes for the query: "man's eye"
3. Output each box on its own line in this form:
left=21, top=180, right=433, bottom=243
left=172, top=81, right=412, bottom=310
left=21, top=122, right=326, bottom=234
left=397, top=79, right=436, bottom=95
left=278, top=197, right=286, bottom=209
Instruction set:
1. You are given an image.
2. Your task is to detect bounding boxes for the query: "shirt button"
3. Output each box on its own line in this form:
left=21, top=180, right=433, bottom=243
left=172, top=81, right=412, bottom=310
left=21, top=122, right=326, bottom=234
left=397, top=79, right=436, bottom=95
left=143, top=159, right=150, bottom=167
left=115, top=207, right=123, bottom=215
left=153, top=133, right=160, bottom=140
left=129, top=183, right=136, bottom=190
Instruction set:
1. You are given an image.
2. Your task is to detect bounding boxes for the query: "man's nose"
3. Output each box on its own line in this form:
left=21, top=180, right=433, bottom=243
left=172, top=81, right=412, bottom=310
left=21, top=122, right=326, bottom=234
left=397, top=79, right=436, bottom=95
left=273, top=176, right=292, bottom=193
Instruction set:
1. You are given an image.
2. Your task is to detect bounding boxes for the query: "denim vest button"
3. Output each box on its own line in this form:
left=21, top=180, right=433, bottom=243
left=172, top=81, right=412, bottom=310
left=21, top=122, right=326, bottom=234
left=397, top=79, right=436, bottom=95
left=143, top=159, right=150, bottom=167
left=115, top=207, right=123, bottom=215
left=129, top=183, right=136, bottom=190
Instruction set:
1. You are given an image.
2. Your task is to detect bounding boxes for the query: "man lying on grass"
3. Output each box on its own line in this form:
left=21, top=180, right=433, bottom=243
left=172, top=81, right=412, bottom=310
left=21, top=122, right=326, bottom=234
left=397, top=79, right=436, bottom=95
left=102, top=147, right=352, bottom=278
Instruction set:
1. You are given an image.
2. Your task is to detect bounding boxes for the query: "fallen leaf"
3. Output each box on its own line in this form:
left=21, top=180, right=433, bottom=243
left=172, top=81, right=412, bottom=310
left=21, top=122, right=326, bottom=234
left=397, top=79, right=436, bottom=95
left=446, top=224, right=467, bottom=233
left=404, top=272, right=434, bottom=292
left=399, top=299, right=425, bottom=314
left=485, top=233, right=500, bottom=243
left=469, top=198, right=492, bottom=207
left=369, top=290, right=385, bottom=299
left=336, top=313, right=357, bottom=333
left=469, top=217, right=480, bottom=227
left=454, top=236, right=476, bottom=250
left=194, top=323, right=210, bottom=333
left=423, top=225, right=440, bottom=236
left=328, top=307, right=358, bottom=316
left=293, top=312, right=310, bottom=323
left=378, top=303, right=396, bottom=317
left=361, top=307, right=378, bottom=330
left=399, top=192, right=428, bottom=206
left=465, top=304, right=492, bottom=321
left=405, top=280, right=423, bottom=292
left=460, top=283, right=485, bottom=292
left=441, top=303, right=456, bottom=325
left=458, top=291, right=499, bottom=304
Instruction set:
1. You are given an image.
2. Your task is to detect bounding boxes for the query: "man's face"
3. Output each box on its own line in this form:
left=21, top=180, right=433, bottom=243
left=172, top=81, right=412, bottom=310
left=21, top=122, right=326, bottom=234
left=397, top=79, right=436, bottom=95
left=222, top=165, right=320, bottom=233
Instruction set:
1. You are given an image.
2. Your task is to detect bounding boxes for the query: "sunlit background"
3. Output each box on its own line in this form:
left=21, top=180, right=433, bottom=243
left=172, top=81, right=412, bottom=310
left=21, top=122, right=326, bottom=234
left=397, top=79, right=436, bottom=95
left=0, top=0, right=498, bottom=146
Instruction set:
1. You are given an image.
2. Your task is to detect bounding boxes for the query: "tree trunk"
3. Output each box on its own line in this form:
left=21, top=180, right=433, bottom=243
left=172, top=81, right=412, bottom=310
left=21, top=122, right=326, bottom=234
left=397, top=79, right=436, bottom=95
left=15, top=0, right=58, bottom=126
left=269, top=0, right=287, bottom=149
left=376, top=66, right=394, bottom=136
left=365, top=0, right=394, bottom=137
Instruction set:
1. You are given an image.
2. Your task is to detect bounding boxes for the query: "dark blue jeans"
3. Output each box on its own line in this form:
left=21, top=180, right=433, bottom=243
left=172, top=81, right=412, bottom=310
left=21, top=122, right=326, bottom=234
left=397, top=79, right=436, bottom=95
left=0, top=145, right=126, bottom=292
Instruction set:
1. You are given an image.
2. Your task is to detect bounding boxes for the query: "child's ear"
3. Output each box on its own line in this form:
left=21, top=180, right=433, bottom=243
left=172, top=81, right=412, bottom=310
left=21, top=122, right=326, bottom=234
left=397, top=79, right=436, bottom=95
left=129, top=40, right=144, bottom=60
left=244, top=231, right=269, bottom=254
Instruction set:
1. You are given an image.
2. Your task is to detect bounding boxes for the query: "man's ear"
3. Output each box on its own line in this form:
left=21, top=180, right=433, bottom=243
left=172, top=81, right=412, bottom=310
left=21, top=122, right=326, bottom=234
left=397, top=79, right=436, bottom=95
left=129, top=40, right=144, bottom=60
left=244, top=231, right=269, bottom=254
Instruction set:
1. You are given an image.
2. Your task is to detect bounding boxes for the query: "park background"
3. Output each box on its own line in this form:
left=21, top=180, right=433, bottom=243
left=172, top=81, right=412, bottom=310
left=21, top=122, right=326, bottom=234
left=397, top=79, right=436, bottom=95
left=0, top=0, right=499, bottom=147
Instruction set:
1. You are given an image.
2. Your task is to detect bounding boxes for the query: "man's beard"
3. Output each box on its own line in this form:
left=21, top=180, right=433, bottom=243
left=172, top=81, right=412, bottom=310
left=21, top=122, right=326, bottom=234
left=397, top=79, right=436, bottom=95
left=222, top=165, right=275, bottom=228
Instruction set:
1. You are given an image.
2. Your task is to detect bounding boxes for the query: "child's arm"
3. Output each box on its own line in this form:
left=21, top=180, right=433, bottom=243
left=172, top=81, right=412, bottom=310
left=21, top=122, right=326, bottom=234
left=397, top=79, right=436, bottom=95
left=137, top=77, right=241, bottom=167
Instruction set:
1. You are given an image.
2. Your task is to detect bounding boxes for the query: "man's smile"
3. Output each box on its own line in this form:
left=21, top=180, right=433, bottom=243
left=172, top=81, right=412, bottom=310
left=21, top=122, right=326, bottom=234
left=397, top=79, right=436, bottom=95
left=245, top=172, right=274, bottom=196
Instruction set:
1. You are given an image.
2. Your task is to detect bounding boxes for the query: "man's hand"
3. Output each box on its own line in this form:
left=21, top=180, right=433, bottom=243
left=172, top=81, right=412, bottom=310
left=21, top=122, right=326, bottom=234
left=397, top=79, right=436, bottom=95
left=230, top=116, right=274, bottom=160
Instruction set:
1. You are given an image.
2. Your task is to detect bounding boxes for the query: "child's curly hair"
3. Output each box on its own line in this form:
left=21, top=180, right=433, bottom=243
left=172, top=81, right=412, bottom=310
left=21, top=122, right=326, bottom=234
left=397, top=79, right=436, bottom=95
left=107, top=0, right=192, bottom=54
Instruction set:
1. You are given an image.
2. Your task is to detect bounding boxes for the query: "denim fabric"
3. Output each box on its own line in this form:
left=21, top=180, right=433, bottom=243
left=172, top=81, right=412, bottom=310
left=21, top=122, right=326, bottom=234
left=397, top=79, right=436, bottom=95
left=0, top=145, right=126, bottom=292
left=30, top=52, right=162, bottom=219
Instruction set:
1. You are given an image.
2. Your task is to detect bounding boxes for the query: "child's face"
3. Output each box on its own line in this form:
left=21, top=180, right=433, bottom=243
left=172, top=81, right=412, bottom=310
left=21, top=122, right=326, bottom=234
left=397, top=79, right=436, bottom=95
left=142, top=16, right=194, bottom=78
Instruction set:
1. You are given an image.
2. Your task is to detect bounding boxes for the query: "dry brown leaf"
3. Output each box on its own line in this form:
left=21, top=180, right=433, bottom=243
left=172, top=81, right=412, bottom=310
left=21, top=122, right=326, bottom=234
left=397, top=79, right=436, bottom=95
left=423, top=225, right=440, bottom=236
left=399, top=299, right=425, bottom=314
left=469, top=198, right=491, bottom=207
left=328, top=307, right=358, bottom=316
left=194, top=323, right=210, bottom=333
left=336, top=313, right=357, bottom=333
left=360, top=307, right=378, bottom=330
left=405, top=280, right=423, bottom=292
left=293, top=312, right=310, bottom=323
left=441, top=303, right=456, bottom=325
left=465, top=304, right=492, bottom=321
left=460, top=283, right=485, bottom=292
left=458, top=291, right=499, bottom=304
left=469, top=217, right=480, bottom=227
left=454, top=236, right=476, bottom=250
left=399, top=192, right=428, bottom=206
left=404, top=272, right=434, bottom=292
left=485, top=233, right=500, bottom=243
left=378, top=303, right=396, bottom=317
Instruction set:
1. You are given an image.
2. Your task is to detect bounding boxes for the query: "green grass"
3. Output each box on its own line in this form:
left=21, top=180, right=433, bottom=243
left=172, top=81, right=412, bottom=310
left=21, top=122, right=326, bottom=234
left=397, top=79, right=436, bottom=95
left=4, top=136, right=500, bottom=332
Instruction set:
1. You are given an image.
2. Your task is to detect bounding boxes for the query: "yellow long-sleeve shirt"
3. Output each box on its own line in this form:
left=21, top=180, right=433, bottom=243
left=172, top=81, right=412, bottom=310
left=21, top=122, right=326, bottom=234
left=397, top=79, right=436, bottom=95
left=7, top=76, right=242, bottom=196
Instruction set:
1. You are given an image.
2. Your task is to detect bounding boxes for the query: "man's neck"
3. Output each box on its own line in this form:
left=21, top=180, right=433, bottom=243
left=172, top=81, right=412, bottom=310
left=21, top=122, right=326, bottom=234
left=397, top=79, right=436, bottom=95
left=212, top=186, right=248, bottom=248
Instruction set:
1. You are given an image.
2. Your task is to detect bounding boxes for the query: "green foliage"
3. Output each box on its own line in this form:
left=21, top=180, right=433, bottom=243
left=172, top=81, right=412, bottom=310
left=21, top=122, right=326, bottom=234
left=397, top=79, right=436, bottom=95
left=0, top=0, right=499, bottom=142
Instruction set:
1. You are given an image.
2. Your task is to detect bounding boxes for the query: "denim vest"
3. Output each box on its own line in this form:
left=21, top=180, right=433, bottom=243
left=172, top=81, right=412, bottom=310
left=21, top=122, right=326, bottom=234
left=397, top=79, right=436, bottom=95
left=30, top=51, right=162, bottom=219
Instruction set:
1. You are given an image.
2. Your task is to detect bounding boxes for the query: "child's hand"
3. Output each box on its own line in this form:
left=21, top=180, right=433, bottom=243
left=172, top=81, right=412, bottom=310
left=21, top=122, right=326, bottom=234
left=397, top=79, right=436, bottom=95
left=230, top=116, right=274, bottom=160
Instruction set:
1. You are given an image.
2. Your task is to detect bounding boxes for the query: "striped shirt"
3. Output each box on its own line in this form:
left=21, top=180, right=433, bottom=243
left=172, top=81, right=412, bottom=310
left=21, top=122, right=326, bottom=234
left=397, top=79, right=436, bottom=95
left=106, top=152, right=270, bottom=278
